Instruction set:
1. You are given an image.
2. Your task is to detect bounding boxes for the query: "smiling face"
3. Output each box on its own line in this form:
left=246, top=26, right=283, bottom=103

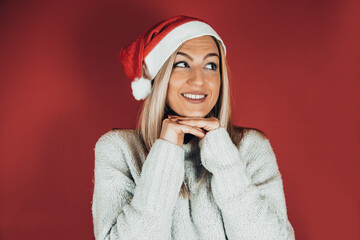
left=166, top=35, right=221, bottom=117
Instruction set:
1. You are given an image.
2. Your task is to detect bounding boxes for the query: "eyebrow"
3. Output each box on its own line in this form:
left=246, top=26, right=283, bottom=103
left=176, top=51, right=219, bottom=61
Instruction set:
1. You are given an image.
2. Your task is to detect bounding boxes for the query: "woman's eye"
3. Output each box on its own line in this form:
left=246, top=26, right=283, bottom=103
left=173, top=61, right=188, bottom=68
left=206, top=62, right=218, bottom=70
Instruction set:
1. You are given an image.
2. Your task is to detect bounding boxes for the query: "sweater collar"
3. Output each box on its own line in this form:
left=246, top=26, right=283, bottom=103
left=182, top=135, right=201, bottom=163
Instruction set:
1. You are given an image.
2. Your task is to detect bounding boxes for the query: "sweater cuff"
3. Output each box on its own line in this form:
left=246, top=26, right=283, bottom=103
left=199, top=127, right=252, bottom=201
left=199, top=127, right=242, bottom=169
left=131, top=138, right=184, bottom=215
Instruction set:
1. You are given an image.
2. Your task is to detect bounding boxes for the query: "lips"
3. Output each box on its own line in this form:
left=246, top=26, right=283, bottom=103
left=181, top=92, right=208, bottom=104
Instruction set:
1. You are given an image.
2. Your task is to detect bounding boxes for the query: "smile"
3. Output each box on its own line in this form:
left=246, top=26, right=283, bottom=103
left=181, top=93, right=208, bottom=103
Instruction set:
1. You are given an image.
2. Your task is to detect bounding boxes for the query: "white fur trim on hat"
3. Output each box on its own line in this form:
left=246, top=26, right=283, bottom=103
left=144, top=21, right=226, bottom=80
left=131, top=77, right=152, bottom=100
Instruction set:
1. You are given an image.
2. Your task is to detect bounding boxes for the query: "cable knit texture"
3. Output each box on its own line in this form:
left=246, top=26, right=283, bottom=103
left=91, top=127, right=295, bottom=240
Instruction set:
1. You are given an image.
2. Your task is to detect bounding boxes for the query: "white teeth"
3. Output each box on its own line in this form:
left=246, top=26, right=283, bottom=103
left=182, top=94, right=206, bottom=99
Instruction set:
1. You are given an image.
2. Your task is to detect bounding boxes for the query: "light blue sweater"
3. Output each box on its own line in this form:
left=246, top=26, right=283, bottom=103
left=91, top=127, right=295, bottom=239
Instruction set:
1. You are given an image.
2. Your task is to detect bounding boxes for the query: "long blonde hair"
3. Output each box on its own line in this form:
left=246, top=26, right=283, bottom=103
left=136, top=36, right=236, bottom=198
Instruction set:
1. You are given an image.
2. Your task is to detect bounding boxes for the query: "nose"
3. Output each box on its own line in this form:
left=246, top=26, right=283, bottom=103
left=187, top=66, right=205, bottom=86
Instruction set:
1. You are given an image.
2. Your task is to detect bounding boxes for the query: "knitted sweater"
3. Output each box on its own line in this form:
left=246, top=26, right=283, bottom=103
left=91, top=126, right=295, bottom=240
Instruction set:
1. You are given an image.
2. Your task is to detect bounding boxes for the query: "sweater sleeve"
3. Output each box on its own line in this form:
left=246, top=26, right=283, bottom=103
left=92, top=131, right=184, bottom=240
left=198, top=127, right=295, bottom=240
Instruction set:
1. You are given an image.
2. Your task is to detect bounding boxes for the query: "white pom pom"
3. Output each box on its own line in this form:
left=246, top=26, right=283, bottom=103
left=131, top=77, right=152, bottom=100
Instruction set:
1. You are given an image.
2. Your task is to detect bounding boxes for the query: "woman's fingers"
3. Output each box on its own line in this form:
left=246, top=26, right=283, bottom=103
left=164, top=115, right=219, bottom=144
left=169, top=117, right=206, bottom=136
left=179, top=124, right=205, bottom=138
left=168, top=115, right=220, bottom=132
left=178, top=119, right=207, bottom=128
left=161, top=117, right=205, bottom=146
left=178, top=118, right=220, bottom=132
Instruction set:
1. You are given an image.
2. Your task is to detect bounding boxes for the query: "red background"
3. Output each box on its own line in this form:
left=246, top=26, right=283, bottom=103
left=0, top=0, right=359, bottom=239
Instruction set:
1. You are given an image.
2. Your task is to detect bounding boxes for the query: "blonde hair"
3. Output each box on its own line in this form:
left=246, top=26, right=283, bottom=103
left=136, top=36, right=236, bottom=198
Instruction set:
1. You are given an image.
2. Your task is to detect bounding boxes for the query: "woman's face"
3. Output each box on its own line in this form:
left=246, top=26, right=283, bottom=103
left=166, top=35, right=221, bottom=117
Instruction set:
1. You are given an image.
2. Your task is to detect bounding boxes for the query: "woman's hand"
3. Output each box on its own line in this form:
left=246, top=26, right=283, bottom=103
left=171, top=116, right=221, bottom=134
left=159, top=116, right=206, bottom=147
left=160, top=115, right=220, bottom=146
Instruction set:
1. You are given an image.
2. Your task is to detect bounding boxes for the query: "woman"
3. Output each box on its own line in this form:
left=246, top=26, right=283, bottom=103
left=92, top=15, right=295, bottom=240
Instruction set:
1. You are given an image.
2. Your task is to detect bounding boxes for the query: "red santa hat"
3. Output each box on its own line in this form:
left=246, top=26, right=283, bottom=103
left=119, top=15, right=226, bottom=100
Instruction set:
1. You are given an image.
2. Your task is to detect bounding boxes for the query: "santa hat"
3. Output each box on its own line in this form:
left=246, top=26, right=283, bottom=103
left=119, top=15, right=226, bottom=101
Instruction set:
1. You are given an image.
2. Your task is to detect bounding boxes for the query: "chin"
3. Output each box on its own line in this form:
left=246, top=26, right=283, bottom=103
left=181, top=111, right=209, bottom=118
